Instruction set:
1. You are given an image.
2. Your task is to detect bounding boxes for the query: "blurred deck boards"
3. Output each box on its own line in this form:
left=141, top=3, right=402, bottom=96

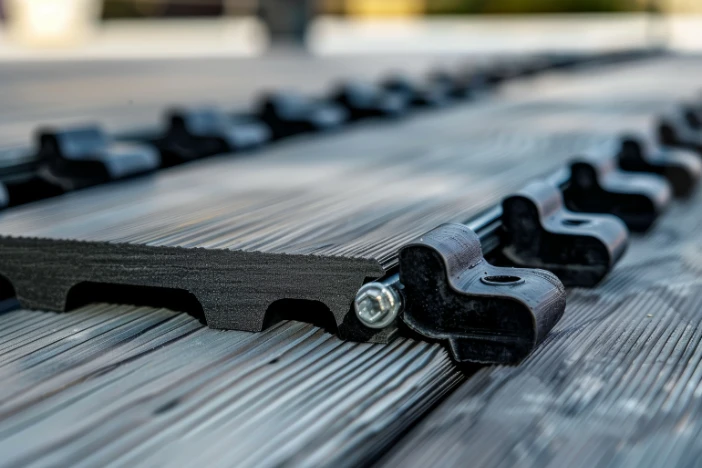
left=0, top=53, right=470, bottom=146
left=0, top=54, right=702, bottom=466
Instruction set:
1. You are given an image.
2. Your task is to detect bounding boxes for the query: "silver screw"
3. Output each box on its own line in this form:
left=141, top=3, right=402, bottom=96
left=354, top=281, right=402, bottom=329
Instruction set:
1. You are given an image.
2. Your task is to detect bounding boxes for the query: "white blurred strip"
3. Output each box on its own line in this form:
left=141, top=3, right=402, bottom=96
left=308, top=14, right=658, bottom=55
left=309, top=13, right=702, bottom=54
left=2, top=13, right=702, bottom=61
left=0, top=17, right=269, bottom=61
left=667, top=14, right=702, bottom=51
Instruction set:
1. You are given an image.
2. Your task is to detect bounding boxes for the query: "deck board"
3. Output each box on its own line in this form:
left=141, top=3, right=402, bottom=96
left=0, top=306, right=462, bottom=467
left=382, top=178, right=702, bottom=468
left=1, top=54, right=702, bottom=466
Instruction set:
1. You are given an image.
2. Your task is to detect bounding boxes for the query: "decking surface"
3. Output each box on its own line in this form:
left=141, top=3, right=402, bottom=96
left=0, top=54, right=701, bottom=467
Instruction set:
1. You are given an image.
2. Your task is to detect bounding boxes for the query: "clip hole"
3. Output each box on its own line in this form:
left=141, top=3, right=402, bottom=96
left=562, top=218, right=590, bottom=227
left=481, top=275, right=524, bottom=285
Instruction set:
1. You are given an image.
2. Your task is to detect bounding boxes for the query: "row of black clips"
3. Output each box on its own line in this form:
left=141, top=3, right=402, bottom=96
left=395, top=111, right=702, bottom=365
left=0, top=49, right=661, bottom=209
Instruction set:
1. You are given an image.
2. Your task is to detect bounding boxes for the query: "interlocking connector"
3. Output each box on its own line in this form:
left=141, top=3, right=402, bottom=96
left=502, top=181, right=628, bottom=287
left=399, top=223, right=566, bottom=364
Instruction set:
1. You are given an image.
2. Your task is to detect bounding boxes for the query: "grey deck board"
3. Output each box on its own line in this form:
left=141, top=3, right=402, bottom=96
left=0, top=306, right=462, bottom=467
left=382, top=171, right=702, bottom=468
left=0, top=54, right=702, bottom=466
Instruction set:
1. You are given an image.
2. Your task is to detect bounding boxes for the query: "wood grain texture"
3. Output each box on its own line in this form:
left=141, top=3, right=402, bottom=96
left=1, top=56, right=700, bottom=337
left=0, top=306, right=462, bottom=468
left=382, top=172, right=702, bottom=468
left=0, top=54, right=701, bottom=466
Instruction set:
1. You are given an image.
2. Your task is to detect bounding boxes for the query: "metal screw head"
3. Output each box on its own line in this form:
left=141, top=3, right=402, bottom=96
left=354, top=282, right=401, bottom=329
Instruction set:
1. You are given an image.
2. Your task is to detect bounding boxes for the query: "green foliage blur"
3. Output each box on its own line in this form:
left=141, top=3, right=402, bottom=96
left=425, top=0, right=647, bottom=14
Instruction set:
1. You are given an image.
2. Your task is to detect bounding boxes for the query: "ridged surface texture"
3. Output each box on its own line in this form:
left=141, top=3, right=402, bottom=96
left=382, top=171, right=702, bottom=468
left=1, top=55, right=702, bottom=467
left=0, top=306, right=462, bottom=467
left=0, top=57, right=700, bottom=270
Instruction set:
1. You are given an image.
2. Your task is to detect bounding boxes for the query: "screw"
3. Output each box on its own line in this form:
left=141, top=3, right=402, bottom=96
left=354, top=281, right=402, bottom=329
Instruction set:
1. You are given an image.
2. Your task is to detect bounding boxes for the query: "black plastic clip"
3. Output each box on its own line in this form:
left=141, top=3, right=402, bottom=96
left=399, top=223, right=566, bottom=364
left=562, top=152, right=672, bottom=232
left=382, top=75, right=451, bottom=108
left=427, top=70, right=467, bottom=99
left=159, top=107, right=270, bottom=164
left=672, top=102, right=702, bottom=131
left=542, top=53, right=580, bottom=71
left=454, top=67, right=492, bottom=97
left=427, top=68, right=494, bottom=100
left=658, top=107, right=702, bottom=155
left=482, top=60, right=538, bottom=85
left=517, top=56, right=554, bottom=77
left=257, top=91, right=349, bottom=139
left=332, top=81, right=408, bottom=120
left=0, top=182, right=7, bottom=209
left=618, top=133, right=701, bottom=198
left=0, top=146, right=63, bottom=206
left=37, top=125, right=160, bottom=190
left=501, top=181, right=628, bottom=287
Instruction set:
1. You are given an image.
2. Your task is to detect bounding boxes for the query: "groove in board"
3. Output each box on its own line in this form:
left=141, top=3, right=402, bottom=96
left=0, top=305, right=462, bottom=468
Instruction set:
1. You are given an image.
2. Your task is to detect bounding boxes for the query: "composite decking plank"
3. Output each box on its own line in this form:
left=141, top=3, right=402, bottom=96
left=0, top=306, right=462, bottom=467
left=0, top=55, right=702, bottom=466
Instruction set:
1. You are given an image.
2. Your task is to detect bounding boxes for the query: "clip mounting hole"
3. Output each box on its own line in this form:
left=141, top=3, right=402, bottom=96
left=562, top=218, right=591, bottom=227
left=481, top=275, right=524, bottom=285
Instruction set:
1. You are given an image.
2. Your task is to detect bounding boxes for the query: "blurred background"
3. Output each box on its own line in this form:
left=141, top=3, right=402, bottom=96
left=0, top=0, right=695, bottom=147
left=0, top=0, right=700, bottom=59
